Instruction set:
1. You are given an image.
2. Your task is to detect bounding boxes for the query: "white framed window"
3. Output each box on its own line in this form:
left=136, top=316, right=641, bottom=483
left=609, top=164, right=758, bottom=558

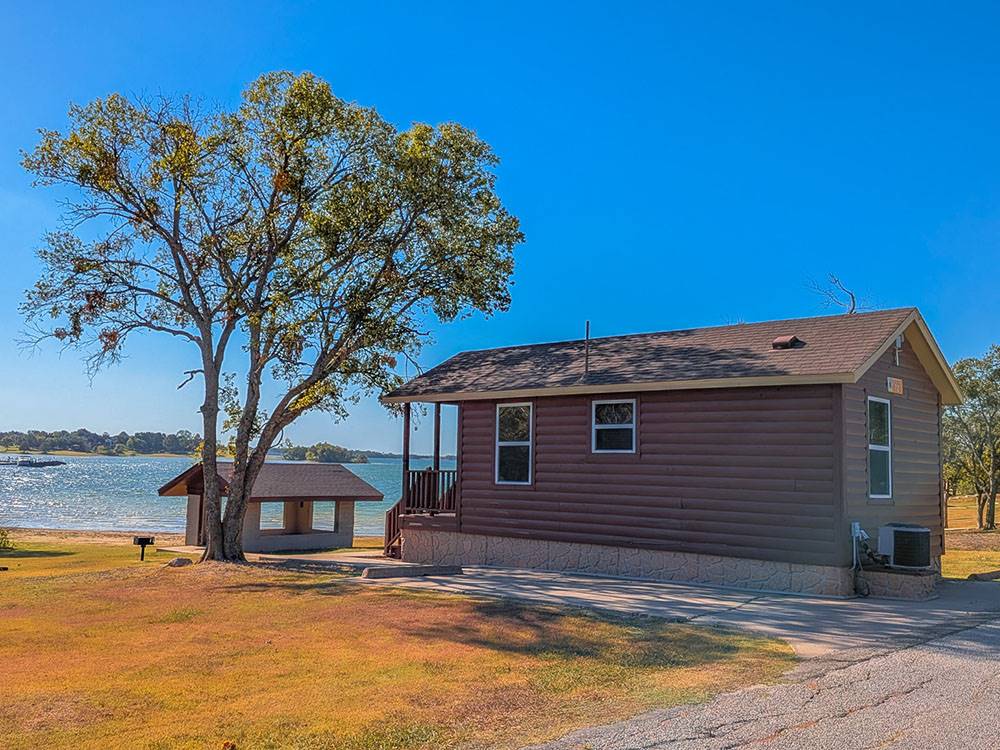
left=592, top=399, right=636, bottom=453
left=867, top=396, right=892, bottom=499
left=496, top=403, right=532, bottom=484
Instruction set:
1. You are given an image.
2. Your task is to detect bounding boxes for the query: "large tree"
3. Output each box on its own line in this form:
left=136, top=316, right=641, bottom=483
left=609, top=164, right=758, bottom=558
left=21, top=71, right=523, bottom=560
left=943, top=346, right=1000, bottom=530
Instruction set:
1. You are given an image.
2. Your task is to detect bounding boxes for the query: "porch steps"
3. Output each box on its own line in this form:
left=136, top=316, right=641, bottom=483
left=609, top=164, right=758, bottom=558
left=361, top=564, right=463, bottom=579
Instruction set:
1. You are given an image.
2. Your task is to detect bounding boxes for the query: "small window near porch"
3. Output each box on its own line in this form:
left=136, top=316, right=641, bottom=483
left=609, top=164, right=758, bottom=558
left=592, top=399, right=636, bottom=453
left=496, top=403, right=532, bottom=484
left=868, top=397, right=892, bottom=499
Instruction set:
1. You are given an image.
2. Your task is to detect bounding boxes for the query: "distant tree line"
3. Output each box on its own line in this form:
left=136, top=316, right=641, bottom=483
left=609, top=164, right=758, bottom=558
left=943, top=344, right=1000, bottom=529
left=282, top=442, right=369, bottom=464
left=0, top=428, right=201, bottom=455
left=279, top=442, right=456, bottom=463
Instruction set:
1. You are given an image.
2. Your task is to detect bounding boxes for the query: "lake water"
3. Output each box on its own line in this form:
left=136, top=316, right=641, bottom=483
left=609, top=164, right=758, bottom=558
left=0, top=455, right=453, bottom=536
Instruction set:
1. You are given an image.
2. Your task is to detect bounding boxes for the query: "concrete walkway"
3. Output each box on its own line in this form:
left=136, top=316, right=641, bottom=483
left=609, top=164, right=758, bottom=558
left=162, top=544, right=1000, bottom=658
left=158, top=545, right=408, bottom=570
left=353, top=565, right=1000, bottom=658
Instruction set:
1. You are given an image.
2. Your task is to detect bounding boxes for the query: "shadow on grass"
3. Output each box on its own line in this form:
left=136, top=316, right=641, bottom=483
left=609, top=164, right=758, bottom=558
left=214, top=560, right=361, bottom=596
left=397, top=597, right=749, bottom=668
left=967, top=569, right=1000, bottom=581
left=0, top=548, right=75, bottom=559
left=208, top=565, right=785, bottom=676
left=218, top=571, right=747, bottom=669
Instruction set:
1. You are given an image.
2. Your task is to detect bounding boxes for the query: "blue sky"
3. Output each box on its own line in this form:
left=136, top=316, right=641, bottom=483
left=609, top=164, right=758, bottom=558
left=1, top=2, right=998, bottom=453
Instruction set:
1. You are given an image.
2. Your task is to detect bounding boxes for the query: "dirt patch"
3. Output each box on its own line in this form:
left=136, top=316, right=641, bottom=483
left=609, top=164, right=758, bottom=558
left=1, top=695, right=114, bottom=733
left=945, top=528, right=1000, bottom=552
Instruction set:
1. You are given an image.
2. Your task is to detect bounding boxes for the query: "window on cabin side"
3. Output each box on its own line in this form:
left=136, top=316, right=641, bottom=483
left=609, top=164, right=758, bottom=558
left=496, top=403, right=532, bottom=484
left=868, top=397, right=892, bottom=498
left=593, top=399, right=636, bottom=453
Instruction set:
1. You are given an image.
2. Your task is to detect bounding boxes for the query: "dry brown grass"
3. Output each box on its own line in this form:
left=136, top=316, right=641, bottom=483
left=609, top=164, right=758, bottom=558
left=0, top=536, right=794, bottom=750
left=941, top=548, right=1000, bottom=580
left=349, top=534, right=383, bottom=549
left=947, top=495, right=980, bottom=530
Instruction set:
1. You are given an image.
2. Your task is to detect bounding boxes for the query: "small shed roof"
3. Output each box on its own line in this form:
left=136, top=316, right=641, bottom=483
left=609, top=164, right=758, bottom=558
left=158, top=462, right=384, bottom=501
left=383, top=307, right=962, bottom=405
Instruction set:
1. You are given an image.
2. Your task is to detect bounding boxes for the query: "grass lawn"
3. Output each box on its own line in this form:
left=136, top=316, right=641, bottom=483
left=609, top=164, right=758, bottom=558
left=941, top=496, right=1000, bottom=579
left=941, top=548, right=1000, bottom=579
left=0, top=536, right=794, bottom=750
left=947, top=495, right=980, bottom=530
left=941, top=506, right=1000, bottom=579
left=942, top=496, right=1000, bottom=580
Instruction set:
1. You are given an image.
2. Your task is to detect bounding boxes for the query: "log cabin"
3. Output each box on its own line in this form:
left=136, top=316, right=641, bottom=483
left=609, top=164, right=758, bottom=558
left=381, top=308, right=961, bottom=597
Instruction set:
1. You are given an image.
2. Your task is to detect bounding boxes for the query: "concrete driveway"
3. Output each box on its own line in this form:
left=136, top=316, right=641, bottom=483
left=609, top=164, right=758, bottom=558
left=354, top=565, right=1000, bottom=658
left=529, top=617, right=1000, bottom=750
left=355, top=566, right=1000, bottom=749
left=234, top=548, right=1000, bottom=747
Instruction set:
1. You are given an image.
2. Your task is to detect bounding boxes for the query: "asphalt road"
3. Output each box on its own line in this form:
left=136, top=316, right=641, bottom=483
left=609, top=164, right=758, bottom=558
left=530, top=617, right=1000, bottom=750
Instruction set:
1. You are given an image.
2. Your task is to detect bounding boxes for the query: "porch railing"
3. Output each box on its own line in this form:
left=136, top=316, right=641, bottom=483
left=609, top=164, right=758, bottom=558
left=383, top=469, right=458, bottom=557
left=405, top=468, right=457, bottom=514
left=384, top=499, right=403, bottom=558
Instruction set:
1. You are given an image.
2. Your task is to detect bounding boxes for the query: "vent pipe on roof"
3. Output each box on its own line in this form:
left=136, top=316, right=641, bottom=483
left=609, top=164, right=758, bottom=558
left=584, top=321, right=591, bottom=377
left=772, top=335, right=805, bottom=350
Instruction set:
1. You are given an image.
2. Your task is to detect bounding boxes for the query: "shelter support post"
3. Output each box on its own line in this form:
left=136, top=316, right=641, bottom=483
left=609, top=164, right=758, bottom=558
left=402, top=403, right=411, bottom=507
left=433, top=402, right=441, bottom=472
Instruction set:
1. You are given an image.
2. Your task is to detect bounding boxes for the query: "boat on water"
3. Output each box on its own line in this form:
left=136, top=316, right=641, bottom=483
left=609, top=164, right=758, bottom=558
left=0, top=455, right=67, bottom=468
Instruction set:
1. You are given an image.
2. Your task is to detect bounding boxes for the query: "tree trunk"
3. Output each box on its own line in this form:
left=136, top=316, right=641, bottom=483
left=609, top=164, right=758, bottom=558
left=986, top=475, right=998, bottom=531
left=221, top=447, right=268, bottom=560
left=199, top=365, right=235, bottom=562
left=217, top=359, right=269, bottom=561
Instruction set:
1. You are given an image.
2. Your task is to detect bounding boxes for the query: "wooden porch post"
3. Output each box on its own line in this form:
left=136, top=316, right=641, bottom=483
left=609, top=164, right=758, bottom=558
left=402, top=402, right=411, bottom=508
left=433, top=402, right=441, bottom=472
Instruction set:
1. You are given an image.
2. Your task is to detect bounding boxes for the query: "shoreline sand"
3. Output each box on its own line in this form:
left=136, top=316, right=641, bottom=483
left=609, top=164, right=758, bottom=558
left=4, top=527, right=384, bottom=548
left=5, top=527, right=187, bottom=545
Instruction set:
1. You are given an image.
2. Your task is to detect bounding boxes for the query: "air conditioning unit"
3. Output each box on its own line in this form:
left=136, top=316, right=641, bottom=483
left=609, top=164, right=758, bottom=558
left=878, top=523, right=931, bottom=569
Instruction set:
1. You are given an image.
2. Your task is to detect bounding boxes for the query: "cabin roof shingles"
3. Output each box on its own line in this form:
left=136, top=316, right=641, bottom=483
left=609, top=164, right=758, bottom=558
left=386, top=308, right=918, bottom=400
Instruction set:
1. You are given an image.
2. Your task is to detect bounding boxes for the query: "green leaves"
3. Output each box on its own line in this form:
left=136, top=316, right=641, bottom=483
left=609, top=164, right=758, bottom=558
left=944, top=345, right=1000, bottom=527
left=22, top=71, right=523, bottom=539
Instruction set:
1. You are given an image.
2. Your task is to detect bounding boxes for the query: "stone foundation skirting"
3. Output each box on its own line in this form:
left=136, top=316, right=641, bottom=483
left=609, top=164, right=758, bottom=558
left=857, top=566, right=939, bottom=600
left=401, top=528, right=856, bottom=597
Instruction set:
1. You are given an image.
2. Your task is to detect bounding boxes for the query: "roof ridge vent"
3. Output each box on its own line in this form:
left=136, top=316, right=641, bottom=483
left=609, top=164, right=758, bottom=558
left=772, top=334, right=805, bottom=350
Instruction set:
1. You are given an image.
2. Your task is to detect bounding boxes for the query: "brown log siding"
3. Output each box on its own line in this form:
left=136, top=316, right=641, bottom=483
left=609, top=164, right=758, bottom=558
left=457, top=385, right=843, bottom=566
left=842, top=338, right=944, bottom=558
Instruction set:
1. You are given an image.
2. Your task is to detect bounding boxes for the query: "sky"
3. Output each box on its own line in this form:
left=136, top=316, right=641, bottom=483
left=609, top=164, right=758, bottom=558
left=1, top=2, right=998, bottom=454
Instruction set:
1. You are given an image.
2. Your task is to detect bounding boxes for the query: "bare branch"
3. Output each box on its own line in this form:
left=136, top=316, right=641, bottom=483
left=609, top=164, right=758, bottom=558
left=808, top=273, right=872, bottom=314
left=177, top=369, right=203, bottom=389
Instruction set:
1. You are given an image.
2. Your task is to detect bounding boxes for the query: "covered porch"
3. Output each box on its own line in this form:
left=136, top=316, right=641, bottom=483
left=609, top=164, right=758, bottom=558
left=384, top=401, right=458, bottom=557
left=239, top=497, right=358, bottom=553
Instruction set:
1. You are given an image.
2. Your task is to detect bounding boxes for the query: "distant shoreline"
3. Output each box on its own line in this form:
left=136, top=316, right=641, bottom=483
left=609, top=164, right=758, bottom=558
left=1, top=448, right=455, bottom=461
left=0, top=448, right=196, bottom=458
